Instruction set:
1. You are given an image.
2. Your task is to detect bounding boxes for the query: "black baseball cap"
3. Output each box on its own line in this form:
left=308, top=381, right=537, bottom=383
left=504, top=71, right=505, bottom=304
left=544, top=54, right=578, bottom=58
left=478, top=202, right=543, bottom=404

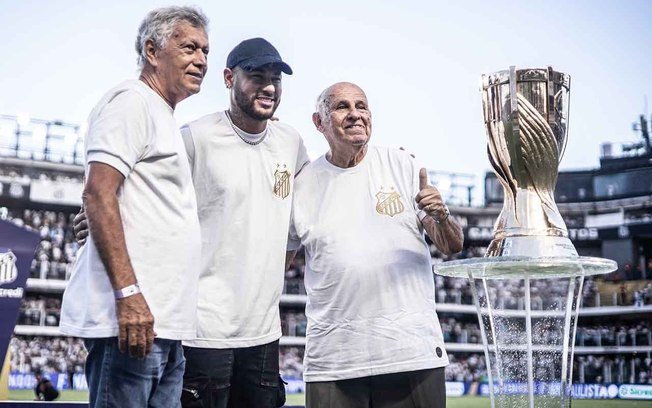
left=226, top=38, right=293, bottom=75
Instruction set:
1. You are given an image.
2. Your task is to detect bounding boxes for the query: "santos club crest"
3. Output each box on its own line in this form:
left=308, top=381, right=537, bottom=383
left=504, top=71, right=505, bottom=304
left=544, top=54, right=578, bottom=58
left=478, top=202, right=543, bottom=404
left=0, top=250, right=18, bottom=285
left=375, top=187, right=404, bottom=217
left=273, top=164, right=291, bottom=199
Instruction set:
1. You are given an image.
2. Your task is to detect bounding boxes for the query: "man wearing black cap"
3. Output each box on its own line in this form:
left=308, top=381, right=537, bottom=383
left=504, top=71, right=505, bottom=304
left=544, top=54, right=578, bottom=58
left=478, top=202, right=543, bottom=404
left=179, top=38, right=309, bottom=408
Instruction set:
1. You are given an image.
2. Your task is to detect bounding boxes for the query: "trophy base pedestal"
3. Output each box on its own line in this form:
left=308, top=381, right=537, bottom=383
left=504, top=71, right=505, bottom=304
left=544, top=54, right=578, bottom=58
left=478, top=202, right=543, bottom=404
left=435, top=256, right=616, bottom=279
left=486, top=235, right=578, bottom=258
left=434, top=256, right=616, bottom=408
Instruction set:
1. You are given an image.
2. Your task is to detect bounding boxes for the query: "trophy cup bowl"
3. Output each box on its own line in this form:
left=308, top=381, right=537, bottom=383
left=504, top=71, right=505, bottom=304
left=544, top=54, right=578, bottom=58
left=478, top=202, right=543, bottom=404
left=483, top=66, right=574, bottom=258
left=436, top=67, right=617, bottom=407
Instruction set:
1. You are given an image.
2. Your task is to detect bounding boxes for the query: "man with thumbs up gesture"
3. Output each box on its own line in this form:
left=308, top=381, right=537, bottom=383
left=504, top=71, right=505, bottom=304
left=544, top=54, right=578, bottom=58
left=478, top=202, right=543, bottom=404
left=288, top=82, right=463, bottom=408
left=416, top=167, right=464, bottom=255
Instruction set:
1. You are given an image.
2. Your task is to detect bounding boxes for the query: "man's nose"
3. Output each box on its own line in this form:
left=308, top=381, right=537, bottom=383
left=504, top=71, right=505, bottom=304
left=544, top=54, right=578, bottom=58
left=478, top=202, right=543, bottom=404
left=194, top=50, right=207, bottom=67
left=261, top=81, right=277, bottom=94
left=347, top=108, right=362, bottom=120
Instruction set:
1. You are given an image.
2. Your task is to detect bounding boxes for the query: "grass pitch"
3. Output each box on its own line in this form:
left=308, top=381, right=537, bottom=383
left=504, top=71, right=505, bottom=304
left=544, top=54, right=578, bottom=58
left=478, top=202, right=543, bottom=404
left=6, top=390, right=651, bottom=407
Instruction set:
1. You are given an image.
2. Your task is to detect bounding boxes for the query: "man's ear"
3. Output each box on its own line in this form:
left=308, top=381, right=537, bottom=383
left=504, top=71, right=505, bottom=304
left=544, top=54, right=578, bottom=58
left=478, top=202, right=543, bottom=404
left=224, top=68, right=234, bottom=89
left=144, top=39, right=158, bottom=67
left=312, top=112, right=322, bottom=131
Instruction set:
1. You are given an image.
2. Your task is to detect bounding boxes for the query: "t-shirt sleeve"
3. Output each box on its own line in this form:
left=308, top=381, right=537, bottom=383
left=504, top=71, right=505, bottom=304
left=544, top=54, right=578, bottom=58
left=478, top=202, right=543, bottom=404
left=287, top=207, right=301, bottom=251
left=295, top=136, right=311, bottom=176
left=180, top=124, right=196, bottom=176
left=85, top=90, right=150, bottom=177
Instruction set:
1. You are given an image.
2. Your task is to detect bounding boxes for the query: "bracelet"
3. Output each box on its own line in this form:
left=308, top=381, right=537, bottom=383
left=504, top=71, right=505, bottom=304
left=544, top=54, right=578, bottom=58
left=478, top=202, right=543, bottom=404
left=432, top=205, right=450, bottom=224
left=114, top=283, right=141, bottom=300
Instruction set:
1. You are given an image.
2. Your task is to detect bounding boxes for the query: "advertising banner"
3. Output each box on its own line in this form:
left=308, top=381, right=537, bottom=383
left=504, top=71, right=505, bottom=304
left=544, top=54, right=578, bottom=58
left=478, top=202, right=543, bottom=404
left=29, top=179, right=82, bottom=207
left=464, top=226, right=600, bottom=243
left=9, top=372, right=87, bottom=391
left=477, top=381, right=648, bottom=400
left=0, top=180, right=30, bottom=203
left=7, top=374, right=652, bottom=401
left=0, top=220, right=40, bottom=371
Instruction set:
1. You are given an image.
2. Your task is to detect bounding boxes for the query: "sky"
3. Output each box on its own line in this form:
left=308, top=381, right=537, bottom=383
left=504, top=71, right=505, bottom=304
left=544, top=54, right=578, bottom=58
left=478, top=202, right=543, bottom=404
left=1, top=0, right=651, bottom=203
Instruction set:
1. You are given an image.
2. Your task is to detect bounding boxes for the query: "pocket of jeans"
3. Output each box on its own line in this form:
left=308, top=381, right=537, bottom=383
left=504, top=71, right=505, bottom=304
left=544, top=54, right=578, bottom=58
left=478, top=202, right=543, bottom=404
left=259, top=342, right=280, bottom=387
left=181, top=381, right=207, bottom=408
left=276, top=376, right=287, bottom=408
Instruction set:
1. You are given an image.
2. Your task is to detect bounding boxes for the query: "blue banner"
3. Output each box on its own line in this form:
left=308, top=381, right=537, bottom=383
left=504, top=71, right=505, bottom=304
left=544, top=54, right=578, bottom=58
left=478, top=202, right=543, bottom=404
left=0, top=220, right=40, bottom=370
left=9, top=372, right=68, bottom=390
left=476, top=381, right=650, bottom=400
left=8, top=373, right=652, bottom=401
left=9, top=372, right=87, bottom=391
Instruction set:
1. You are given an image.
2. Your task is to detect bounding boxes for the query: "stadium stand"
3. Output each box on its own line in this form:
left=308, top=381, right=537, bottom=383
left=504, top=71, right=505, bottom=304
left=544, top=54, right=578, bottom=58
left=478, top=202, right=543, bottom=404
left=1, top=113, right=652, bottom=396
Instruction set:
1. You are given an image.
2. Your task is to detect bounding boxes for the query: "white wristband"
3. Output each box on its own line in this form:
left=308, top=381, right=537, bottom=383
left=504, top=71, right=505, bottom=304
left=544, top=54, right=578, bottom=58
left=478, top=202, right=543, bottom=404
left=114, top=283, right=141, bottom=300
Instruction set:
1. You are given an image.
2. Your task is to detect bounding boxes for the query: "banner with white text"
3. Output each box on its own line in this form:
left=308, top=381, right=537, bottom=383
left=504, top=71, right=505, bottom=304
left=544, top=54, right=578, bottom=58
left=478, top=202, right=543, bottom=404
left=0, top=220, right=40, bottom=371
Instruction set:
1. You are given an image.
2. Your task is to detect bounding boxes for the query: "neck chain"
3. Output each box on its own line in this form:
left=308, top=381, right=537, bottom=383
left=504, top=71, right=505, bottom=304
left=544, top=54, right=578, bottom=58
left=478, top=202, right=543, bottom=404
left=224, top=110, right=268, bottom=146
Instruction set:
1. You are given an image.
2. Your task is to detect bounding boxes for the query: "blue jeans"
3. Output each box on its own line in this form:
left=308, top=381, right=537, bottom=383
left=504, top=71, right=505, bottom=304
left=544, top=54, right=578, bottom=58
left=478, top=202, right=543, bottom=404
left=84, top=337, right=185, bottom=408
left=182, top=340, right=282, bottom=408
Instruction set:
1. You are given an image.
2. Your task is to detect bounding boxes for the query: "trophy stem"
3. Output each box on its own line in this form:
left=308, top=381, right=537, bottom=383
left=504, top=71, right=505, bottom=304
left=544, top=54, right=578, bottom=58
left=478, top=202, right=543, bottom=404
left=524, top=275, right=535, bottom=408
left=468, top=270, right=497, bottom=408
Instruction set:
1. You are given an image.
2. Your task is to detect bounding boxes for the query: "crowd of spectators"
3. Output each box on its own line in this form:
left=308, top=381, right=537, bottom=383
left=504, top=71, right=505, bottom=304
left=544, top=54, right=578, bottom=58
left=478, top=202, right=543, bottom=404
left=13, top=335, right=651, bottom=385
left=445, top=353, right=486, bottom=382
left=587, top=279, right=652, bottom=307
left=9, top=336, right=86, bottom=377
left=4, top=206, right=649, bottom=312
left=577, top=354, right=652, bottom=385
left=3, top=203, right=650, bottom=388
left=634, top=283, right=652, bottom=306
left=2, top=208, right=81, bottom=280
left=433, top=273, right=606, bottom=309
left=284, top=252, right=306, bottom=295
left=624, top=211, right=652, bottom=225
left=280, top=346, right=304, bottom=379
left=576, top=322, right=651, bottom=347
left=281, top=310, right=307, bottom=337
left=0, top=166, right=83, bottom=183
left=444, top=352, right=652, bottom=385
left=16, top=294, right=62, bottom=327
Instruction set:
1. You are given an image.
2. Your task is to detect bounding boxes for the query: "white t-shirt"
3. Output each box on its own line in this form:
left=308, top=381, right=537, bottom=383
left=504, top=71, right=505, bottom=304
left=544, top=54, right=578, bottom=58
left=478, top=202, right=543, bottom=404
left=60, top=80, right=201, bottom=340
left=182, top=111, right=310, bottom=348
left=289, top=145, right=449, bottom=382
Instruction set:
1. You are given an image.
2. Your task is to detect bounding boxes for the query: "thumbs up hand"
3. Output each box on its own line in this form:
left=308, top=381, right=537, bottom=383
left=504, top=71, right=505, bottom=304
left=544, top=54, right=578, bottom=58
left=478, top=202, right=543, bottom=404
left=415, top=168, right=450, bottom=224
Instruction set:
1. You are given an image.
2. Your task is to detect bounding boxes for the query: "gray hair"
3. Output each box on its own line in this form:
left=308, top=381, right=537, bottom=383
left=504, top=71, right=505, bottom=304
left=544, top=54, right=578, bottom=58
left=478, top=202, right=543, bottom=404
left=315, top=86, right=333, bottom=121
left=135, top=6, right=209, bottom=68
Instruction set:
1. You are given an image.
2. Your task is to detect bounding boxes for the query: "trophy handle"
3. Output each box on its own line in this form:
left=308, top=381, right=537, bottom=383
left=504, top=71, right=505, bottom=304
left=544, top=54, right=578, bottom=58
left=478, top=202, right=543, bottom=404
left=554, top=87, right=570, bottom=163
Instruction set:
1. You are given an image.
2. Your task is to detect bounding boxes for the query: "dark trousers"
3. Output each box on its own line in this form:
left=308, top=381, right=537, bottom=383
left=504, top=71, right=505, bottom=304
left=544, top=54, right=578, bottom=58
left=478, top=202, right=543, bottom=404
left=181, top=340, right=282, bottom=408
left=306, top=367, right=446, bottom=408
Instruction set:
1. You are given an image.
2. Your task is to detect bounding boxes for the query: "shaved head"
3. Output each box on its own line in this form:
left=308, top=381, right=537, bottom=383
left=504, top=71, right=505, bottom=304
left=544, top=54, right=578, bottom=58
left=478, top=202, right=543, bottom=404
left=315, top=82, right=366, bottom=121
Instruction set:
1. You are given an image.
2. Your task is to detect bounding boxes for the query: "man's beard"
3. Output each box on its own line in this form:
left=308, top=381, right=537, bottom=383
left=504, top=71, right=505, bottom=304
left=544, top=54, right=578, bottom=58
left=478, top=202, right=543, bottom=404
left=233, top=85, right=279, bottom=121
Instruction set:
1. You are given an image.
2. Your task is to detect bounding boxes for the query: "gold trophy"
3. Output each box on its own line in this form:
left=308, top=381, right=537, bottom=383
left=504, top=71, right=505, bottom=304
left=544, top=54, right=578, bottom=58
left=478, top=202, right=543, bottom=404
left=436, top=67, right=617, bottom=408
left=482, top=66, right=576, bottom=257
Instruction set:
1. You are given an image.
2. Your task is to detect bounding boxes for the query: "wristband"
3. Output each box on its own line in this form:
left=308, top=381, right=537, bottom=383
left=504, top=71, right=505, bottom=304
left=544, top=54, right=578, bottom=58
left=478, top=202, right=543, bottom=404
left=114, top=283, right=141, bottom=300
left=432, top=205, right=450, bottom=224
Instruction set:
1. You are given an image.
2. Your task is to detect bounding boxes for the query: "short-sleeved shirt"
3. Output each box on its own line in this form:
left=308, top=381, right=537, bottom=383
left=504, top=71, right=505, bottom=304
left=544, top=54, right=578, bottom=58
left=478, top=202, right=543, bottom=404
left=60, top=80, right=201, bottom=340
left=181, top=111, right=310, bottom=348
left=289, top=145, right=449, bottom=382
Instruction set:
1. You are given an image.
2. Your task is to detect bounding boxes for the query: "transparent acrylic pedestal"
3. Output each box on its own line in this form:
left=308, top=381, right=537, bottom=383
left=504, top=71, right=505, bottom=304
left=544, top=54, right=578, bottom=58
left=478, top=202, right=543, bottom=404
left=435, top=256, right=616, bottom=408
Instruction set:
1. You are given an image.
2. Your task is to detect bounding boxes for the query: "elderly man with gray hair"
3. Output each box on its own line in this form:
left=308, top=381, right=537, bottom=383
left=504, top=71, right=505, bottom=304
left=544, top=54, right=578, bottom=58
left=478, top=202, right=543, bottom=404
left=289, top=82, right=463, bottom=408
left=60, top=6, right=209, bottom=407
